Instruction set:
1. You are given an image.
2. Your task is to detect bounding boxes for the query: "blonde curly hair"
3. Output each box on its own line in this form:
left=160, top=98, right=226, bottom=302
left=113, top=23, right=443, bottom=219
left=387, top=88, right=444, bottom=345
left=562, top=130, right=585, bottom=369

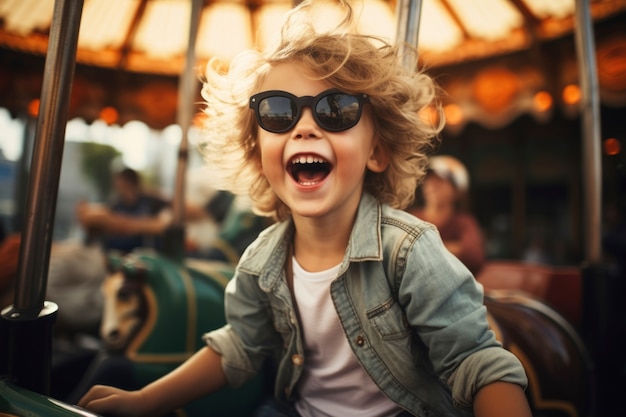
left=200, top=0, right=443, bottom=221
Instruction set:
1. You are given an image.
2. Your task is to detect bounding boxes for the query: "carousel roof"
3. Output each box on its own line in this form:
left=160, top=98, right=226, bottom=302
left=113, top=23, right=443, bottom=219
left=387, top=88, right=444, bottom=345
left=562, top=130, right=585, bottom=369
left=2, top=0, right=625, bottom=73
left=0, top=0, right=625, bottom=129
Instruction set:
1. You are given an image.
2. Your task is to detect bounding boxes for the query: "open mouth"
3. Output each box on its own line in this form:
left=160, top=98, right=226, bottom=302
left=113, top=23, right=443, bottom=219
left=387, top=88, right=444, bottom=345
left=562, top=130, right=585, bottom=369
left=288, top=155, right=332, bottom=186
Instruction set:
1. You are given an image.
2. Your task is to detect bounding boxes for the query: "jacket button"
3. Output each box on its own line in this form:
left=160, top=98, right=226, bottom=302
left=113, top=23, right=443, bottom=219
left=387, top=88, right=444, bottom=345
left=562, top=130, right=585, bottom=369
left=355, top=336, right=365, bottom=347
left=291, top=354, right=304, bottom=366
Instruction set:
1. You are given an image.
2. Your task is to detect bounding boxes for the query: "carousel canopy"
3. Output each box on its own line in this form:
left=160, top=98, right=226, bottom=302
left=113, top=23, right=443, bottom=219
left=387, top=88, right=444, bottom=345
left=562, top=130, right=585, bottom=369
left=0, top=0, right=625, bottom=129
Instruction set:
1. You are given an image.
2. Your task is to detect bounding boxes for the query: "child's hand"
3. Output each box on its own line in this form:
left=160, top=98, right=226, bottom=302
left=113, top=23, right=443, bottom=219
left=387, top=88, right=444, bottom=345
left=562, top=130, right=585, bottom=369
left=77, top=385, right=149, bottom=417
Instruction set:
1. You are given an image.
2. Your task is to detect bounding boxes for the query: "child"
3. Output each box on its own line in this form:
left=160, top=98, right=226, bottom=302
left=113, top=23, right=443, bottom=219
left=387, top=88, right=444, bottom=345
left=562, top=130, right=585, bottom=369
left=78, top=1, right=531, bottom=416
left=407, top=156, right=486, bottom=275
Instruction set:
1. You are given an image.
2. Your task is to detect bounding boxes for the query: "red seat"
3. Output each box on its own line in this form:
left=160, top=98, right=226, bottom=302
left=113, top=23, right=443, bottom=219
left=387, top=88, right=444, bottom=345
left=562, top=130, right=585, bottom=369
left=477, top=261, right=582, bottom=327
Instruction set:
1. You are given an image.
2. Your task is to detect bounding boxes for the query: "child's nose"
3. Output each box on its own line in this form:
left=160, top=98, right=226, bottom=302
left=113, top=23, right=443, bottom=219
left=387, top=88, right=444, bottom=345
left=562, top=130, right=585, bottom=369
left=292, top=107, right=320, bottom=138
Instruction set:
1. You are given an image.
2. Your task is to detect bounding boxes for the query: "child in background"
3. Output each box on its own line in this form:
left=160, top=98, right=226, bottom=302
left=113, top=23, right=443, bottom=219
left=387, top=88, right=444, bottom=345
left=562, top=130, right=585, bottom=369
left=79, top=1, right=531, bottom=416
left=407, top=155, right=486, bottom=275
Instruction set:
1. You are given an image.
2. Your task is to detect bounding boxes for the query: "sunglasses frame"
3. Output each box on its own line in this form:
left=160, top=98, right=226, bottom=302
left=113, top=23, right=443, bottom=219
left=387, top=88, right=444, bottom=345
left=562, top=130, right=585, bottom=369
left=249, top=88, right=370, bottom=133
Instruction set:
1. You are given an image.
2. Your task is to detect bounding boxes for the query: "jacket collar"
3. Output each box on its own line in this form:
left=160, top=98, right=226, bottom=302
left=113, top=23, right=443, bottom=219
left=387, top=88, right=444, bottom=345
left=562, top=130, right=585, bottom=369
left=240, top=192, right=384, bottom=291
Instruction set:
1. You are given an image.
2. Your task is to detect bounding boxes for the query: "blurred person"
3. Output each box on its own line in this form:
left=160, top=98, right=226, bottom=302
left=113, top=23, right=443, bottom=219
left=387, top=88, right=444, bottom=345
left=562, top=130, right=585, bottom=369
left=408, top=155, right=486, bottom=275
left=78, top=165, right=269, bottom=262
left=182, top=172, right=270, bottom=262
left=183, top=166, right=234, bottom=257
left=196, top=193, right=273, bottom=264
left=77, top=167, right=170, bottom=254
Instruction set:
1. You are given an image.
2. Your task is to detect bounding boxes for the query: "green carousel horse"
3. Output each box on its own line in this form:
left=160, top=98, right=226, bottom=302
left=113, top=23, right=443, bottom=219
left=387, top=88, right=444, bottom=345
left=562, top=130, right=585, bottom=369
left=90, top=249, right=265, bottom=417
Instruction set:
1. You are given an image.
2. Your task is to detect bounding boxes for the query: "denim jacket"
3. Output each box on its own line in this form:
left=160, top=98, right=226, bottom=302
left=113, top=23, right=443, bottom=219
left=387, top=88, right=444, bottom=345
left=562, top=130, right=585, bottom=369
left=204, top=193, right=527, bottom=416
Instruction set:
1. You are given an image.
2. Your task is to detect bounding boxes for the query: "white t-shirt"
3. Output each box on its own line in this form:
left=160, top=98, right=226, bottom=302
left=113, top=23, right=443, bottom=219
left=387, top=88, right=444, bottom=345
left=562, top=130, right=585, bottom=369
left=292, top=257, right=403, bottom=417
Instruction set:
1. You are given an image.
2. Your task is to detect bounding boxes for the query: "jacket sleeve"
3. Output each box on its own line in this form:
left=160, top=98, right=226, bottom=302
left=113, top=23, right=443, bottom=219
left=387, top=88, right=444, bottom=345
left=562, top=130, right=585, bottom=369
left=203, top=269, right=283, bottom=388
left=398, top=227, right=528, bottom=407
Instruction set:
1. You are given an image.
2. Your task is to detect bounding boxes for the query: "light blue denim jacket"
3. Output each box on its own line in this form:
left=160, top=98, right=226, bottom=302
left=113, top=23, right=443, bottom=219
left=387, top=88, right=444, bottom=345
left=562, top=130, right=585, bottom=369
left=203, top=193, right=527, bottom=416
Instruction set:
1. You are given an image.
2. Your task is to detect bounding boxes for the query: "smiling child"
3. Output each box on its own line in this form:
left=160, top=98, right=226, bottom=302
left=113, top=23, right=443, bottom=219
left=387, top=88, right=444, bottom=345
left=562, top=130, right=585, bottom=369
left=78, top=1, right=531, bottom=416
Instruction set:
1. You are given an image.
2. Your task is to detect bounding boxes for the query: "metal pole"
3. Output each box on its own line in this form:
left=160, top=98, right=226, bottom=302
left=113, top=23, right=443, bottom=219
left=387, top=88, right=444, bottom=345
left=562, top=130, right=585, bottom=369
left=574, top=0, right=602, bottom=264
left=0, top=0, right=84, bottom=395
left=574, top=1, right=614, bottom=415
left=163, top=0, right=202, bottom=261
left=9, top=0, right=84, bottom=317
left=394, top=0, right=423, bottom=68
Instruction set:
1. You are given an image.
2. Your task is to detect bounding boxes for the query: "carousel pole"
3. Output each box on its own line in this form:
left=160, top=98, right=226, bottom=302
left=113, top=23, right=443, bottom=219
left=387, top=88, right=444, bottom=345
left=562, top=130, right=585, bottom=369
left=394, top=0, right=423, bottom=68
left=162, top=0, right=203, bottom=262
left=573, top=1, right=619, bottom=415
left=575, top=0, right=603, bottom=266
left=0, top=0, right=84, bottom=395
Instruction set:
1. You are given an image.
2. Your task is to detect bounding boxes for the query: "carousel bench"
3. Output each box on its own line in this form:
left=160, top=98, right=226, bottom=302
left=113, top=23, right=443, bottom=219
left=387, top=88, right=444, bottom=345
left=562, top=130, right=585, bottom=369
left=477, top=261, right=582, bottom=327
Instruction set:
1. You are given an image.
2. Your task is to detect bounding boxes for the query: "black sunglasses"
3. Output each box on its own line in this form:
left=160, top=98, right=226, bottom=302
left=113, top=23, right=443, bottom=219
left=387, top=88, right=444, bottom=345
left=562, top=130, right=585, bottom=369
left=249, top=89, right=370, bottom=133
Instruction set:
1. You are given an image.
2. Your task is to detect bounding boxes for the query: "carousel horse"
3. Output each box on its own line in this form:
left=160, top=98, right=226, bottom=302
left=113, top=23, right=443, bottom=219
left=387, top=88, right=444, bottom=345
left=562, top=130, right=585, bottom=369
left=476, top=261, right=590, bottom=416
left=484, top=289, right=591, bottom=417
left=83, top=249, right=265, bottom=417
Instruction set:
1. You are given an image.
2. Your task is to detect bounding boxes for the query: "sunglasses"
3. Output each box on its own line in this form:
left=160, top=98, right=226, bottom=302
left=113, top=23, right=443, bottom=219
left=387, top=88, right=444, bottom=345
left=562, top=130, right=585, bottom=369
left=249, top=89, right=370, bottom=133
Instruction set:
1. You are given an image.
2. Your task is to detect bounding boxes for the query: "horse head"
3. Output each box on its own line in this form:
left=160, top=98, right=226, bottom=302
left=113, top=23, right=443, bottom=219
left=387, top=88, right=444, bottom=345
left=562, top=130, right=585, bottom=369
left=99, top=250, right=237, bottom=360
left=100, top=254, right=149, bottom=352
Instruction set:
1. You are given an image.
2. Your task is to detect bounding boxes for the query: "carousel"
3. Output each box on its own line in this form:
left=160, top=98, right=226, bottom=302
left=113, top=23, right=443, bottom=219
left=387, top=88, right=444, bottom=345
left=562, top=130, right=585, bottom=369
left=0, top=1, right=625, bottom=416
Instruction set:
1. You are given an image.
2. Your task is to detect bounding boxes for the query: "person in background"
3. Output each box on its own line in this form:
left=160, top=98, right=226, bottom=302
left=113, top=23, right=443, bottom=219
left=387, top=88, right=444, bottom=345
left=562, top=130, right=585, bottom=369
left=78, top=170, right=270, bottom=263
left=407, top=155, right=486, bottom=275
left=78, top=1, right=530, bottom=416
left=77, top=167, right=170, bottom=254
left=183, top=166, right=271, bottom=262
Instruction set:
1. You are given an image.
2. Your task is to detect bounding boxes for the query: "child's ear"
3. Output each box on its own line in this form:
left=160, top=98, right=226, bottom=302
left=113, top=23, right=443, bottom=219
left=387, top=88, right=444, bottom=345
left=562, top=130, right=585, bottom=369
left=367, top=140, right=389, bottom=173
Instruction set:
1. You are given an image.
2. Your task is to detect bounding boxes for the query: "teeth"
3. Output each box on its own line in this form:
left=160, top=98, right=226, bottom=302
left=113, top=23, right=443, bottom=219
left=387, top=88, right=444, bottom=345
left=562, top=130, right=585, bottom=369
left=291, top=155, right=326, bottom=164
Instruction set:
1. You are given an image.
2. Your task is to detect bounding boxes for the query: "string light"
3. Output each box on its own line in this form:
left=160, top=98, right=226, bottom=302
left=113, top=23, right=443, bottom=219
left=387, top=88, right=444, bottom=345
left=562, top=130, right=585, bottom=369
left=27, top=99, right=40, bottom=117
left=604, top=137, right=621, bottom=156
left=533, top=90, right=553, bottom=112
left=99, top=106, right=119, bottom=125
left=562, top=84, right=581, bottom=105
left=444, top=103, right=463, bottom=126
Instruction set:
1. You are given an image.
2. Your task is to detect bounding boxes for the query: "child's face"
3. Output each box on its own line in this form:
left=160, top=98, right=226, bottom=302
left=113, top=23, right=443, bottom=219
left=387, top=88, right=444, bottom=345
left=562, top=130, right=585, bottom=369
left=113, top=176, right=138, bottom=206
left=422, top=173, right=457, bottom=206
left=254, top=62, right=387, bottom=221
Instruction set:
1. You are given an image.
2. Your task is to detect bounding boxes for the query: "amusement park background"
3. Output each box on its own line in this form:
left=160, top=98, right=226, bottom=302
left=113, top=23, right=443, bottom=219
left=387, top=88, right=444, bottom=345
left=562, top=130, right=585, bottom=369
left=0, top=0, right=625, bottom=416
left=0, top=0, right=625, bottom=262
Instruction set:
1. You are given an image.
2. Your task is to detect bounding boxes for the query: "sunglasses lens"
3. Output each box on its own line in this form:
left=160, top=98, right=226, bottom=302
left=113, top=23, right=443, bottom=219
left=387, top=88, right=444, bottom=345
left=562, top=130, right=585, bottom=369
left=316, top=93, right=361, bottom=131
left=258, top=96, right=296, bottom=132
